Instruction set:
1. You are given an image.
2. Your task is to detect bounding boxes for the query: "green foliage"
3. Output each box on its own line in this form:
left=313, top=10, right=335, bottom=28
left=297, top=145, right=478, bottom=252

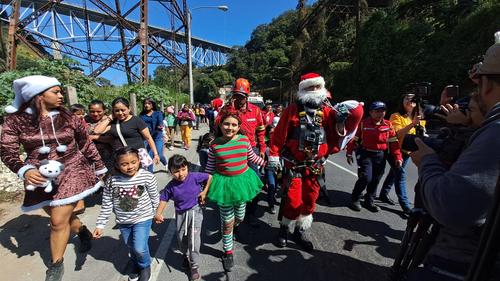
left=222, top=0, right=500, bottom=110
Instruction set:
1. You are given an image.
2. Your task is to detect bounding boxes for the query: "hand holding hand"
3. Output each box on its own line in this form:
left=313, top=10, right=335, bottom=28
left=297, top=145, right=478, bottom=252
left=198, top=191, right=207, bottom=206
left=93, top=228, right=103, bottom=239
left=153, top=213, right=164, bottom=224
left=410, top=138, right=435, bottom=167
left=395, top=160, right=403, bottom=168
left=267, top=156, right=282, bottom=171
left=24, top=169, right=47, bottom=186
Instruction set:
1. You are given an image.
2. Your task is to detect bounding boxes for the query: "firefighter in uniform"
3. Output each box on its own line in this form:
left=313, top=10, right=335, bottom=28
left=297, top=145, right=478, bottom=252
left=217, top=78, right=267, bottom=226
left=268, top=73, right=364, bottom=251
left=346, top=101, right=403, bottom=212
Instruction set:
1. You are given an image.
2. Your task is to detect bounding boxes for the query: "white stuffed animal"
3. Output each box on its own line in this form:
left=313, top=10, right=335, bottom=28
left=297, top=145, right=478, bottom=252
left=25, top=160, right=64, bottom=193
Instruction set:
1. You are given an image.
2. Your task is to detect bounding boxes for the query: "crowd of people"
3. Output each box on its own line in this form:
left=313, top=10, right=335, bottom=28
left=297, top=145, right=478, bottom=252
left=1, top=40, right=499, bottom=281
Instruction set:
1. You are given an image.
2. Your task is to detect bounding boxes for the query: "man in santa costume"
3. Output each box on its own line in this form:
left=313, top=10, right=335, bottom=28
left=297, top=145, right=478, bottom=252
left=268, top=72, right=363, bottom=251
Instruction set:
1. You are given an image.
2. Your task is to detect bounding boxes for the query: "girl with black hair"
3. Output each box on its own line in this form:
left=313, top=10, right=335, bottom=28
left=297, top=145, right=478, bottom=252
left=140, top=98, right=167, bottom=168
left=85, top=99, right=114, bottom=172
left=94, top=147, right=159, bottom=281
left=154, top=154, right=211, bottom=281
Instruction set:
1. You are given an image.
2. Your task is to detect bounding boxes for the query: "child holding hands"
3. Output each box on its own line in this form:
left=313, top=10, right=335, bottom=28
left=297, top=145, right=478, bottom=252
left=154, top=154, right=212, bottom=281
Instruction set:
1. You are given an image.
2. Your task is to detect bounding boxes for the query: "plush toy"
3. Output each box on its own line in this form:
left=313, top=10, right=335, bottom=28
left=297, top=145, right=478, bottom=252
left=25, top=160, right=64, bottom=193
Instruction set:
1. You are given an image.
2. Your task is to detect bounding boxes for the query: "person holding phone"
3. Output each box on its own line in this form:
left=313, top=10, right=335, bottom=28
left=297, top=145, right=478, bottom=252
left=378, top=94, right=426, bottom=215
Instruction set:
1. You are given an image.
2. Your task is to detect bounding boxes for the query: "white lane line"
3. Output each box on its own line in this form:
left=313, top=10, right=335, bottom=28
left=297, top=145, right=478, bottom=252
left=150, top=216, right=177, bottom=280
left=326, top=159, right=358, bottom=177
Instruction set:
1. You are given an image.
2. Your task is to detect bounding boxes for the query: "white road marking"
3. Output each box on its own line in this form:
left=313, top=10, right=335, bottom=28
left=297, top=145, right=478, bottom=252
left=326, top=159, right=358, bottom=177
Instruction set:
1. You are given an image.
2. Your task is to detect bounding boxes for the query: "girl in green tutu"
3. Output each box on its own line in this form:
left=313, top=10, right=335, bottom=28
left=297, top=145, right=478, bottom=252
left=205, top=106, right=265, bottom=272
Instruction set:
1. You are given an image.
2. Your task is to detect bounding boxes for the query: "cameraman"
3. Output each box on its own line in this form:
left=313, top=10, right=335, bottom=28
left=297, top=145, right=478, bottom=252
left=407, top=43, right=500, bottom=280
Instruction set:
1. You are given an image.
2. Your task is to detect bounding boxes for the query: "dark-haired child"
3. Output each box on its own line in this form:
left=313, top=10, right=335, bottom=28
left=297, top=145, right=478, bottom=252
left=205, top=107, right=265, bottom=272
left=93, top=147, right=159, bottom=281
left=154, top=154, right=211, bottom=281
left=197, top=132, right=214, bottom=172
left=70, top=103, right=86, bottom=119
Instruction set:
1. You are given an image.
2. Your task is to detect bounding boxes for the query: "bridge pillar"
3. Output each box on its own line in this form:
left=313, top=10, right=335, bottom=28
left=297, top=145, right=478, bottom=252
left=6, top=0, right=20, bottom=71
left=65, top=86, right=78, bottom=106
left=139, top=0, right=149, bottom=84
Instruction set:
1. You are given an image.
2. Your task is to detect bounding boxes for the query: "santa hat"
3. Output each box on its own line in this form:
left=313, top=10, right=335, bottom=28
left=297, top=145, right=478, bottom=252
left=298, top=72, right=325, bottom=92
left=5, top=75, right=61, bottom=114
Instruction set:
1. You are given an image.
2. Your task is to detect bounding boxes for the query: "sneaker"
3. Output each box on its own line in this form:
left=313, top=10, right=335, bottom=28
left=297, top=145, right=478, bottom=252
left=190, top=267, right=201, bottom=281
left=138, top=266, right=151, bottom=281
left=45, top=259, right=64, bottom=281
left=362, top=201, right=380, bottom=212
left=182, top=256, right=190, bottom=269
left=222, top=253, right=234, bottom=272
left=128, top=273, right=139, bottom=281
left=378, top=195, right=396, bottom=205
left=77, top=225, right=92, bottom=253
left=349, top=200, right=362, bottom=212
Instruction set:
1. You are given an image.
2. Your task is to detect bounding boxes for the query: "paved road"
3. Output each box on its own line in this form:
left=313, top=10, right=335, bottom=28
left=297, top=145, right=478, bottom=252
left=0, top=123, right=419, bottom=281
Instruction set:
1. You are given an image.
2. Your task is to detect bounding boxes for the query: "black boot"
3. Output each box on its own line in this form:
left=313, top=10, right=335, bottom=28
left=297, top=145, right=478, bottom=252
left=77, top=225, right=92, bottom=253
left=292, top=227, right=314, bottom=252
left=45, top=259, right=64, bottom=281
left=277, top=225, right=288, bottom=248
left=222, top=253, right=234, bottom=272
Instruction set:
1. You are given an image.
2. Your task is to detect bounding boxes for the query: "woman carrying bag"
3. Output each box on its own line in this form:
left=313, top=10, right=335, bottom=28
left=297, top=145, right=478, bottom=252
left=93, top=97, right=160, bottom=170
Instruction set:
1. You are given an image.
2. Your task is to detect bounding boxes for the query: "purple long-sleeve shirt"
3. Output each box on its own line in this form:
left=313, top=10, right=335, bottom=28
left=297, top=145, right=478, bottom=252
left=159, top=172, right=209, bottom=212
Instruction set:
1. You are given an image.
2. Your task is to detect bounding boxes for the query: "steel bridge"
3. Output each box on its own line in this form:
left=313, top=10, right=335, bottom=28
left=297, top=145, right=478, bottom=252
left=1, top=0, right=231, bottom=83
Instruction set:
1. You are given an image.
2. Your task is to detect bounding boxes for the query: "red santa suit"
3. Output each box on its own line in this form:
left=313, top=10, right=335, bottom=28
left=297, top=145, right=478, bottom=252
left=269, top=73, right=363, bottom=250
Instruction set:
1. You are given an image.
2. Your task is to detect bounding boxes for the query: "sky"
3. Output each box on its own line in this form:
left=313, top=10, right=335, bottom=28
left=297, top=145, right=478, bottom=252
left=91, top=0, right=308, bottom=84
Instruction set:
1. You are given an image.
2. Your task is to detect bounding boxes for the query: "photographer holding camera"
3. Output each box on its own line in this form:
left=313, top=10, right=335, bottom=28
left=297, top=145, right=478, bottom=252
left=407, top=42, right=500, bottom=281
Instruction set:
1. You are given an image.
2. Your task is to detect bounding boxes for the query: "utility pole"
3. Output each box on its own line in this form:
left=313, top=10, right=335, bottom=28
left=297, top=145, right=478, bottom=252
left=6, top=0, right=20, bottom=70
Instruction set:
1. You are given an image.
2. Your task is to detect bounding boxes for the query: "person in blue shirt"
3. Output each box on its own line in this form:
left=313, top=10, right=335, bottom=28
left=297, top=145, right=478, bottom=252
left=140, top=98, right=167, bottom=170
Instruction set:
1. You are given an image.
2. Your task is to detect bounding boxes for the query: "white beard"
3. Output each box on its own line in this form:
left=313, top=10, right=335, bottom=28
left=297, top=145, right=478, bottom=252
left=296, top=88, right=327, bottom=106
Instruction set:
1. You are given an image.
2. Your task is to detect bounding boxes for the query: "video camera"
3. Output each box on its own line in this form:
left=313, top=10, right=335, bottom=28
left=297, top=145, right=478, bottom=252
left=405, top=83, right=467, bottom=119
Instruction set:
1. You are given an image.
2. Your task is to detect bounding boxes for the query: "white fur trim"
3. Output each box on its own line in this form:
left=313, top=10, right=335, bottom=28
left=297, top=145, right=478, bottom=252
left=296, top=88, right=327, bottom=105
left=335, top=100, right=361, bottom=110
left=5, top=105, right=18, bottom=114
left=95, top=167, right=108, bottom=176
left=298, top=76, right=325, bottom=91
left=21, top=180, right=103, bottom=212
left=17, top=164, right=36, bottom=179
left=296, top=214, right=313, bottom=230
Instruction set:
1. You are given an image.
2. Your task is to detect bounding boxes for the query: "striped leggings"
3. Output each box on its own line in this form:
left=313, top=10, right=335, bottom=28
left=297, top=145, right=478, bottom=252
left=219, top=203, right=246, bottom=253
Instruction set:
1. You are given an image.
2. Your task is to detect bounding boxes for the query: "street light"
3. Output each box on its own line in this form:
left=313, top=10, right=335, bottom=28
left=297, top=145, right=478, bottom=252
left=272, top=78, right=282, bottom=103
left=187, top=5, right=229, bottom=105
left=275, top=66, right=293, bottom=104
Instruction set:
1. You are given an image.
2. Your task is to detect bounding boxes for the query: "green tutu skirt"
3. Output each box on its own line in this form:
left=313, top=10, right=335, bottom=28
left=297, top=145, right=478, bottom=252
left=208, top=168, right=263, bottom=207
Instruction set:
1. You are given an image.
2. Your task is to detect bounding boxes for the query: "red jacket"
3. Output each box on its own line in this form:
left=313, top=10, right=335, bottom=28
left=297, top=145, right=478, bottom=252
left=269, top=102, right=363, bottom=161
left=346, top=118, right=403, bottom=161
left=264, top=111, right=275, bottom=127
left=216, top=103, right=266, bottom=154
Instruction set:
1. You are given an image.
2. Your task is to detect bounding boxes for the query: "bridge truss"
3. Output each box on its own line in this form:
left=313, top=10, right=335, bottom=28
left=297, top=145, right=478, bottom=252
left=1, top=0, right=231, bottom=83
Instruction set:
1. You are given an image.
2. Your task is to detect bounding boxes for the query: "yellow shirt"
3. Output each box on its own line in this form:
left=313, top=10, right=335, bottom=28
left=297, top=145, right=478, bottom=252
left=389, top=112, right=426, bottom=144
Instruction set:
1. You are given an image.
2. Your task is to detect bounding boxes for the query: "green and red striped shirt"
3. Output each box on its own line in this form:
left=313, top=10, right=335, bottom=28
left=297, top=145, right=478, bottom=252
left=205, top=135, right=265, bottom=176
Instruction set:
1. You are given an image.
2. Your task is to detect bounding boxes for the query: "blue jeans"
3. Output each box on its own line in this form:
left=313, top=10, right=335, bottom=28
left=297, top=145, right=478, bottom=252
left=119, top=219, right=153, bottom=269
left=380, top=154, right=410, bottom=209
left=146, top=133, right=167, bottom=172
left=265, top=168, right=277, bottom=205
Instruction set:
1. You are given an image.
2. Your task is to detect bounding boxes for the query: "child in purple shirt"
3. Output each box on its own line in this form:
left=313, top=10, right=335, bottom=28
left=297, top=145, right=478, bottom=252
left=154, top=154, right=211, bottom=281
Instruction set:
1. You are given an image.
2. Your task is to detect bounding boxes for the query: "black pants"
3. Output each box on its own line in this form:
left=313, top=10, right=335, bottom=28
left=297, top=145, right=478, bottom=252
left=351, top=149, right=387, bottom=203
